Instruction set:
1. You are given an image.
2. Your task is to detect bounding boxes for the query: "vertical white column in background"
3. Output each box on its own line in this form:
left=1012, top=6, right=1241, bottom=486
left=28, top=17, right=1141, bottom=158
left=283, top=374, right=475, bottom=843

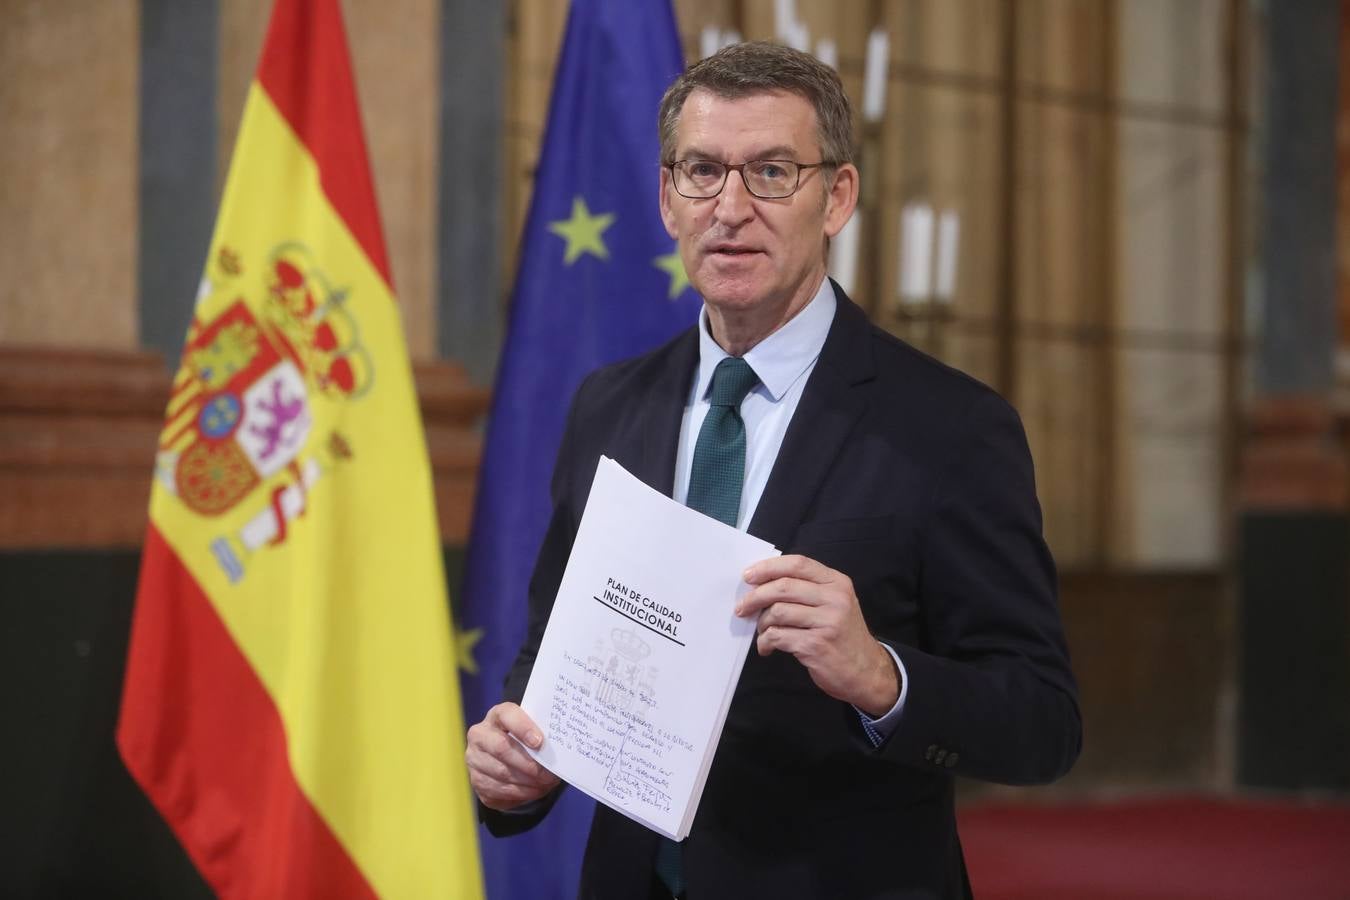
left=935, top=210, right=960, bottom=302
left=829, top=210, right=861, bottom=297
left=863, top=29, right=889, bottom=122
left=815, top=38, right=838, bottom=70
left=898, top=203, right=935, bottom=304
left=700, top=26, right=721, bottom=60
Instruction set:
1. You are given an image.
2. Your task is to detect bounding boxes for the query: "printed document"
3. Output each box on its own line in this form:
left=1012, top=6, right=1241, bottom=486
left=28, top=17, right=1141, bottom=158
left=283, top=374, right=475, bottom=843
left=520, top=456, right=778, bottom=840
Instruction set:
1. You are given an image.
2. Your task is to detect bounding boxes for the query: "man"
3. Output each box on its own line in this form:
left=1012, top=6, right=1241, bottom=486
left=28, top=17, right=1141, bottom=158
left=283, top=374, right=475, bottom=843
left=466, top=42, right=1081, bottom=900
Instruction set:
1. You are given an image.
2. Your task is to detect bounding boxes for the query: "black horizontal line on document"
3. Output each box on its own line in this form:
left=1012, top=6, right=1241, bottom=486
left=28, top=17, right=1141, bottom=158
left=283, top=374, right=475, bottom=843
left=592, top=596, right=685, bottom=647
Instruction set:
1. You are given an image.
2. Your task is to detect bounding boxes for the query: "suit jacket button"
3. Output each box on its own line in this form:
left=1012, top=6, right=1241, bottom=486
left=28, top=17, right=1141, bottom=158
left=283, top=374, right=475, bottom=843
left=925, top=744, right=937, bottom=762
left=934, top=749, right=947, bottom=765
left=944, top=752, right=959, bottom=768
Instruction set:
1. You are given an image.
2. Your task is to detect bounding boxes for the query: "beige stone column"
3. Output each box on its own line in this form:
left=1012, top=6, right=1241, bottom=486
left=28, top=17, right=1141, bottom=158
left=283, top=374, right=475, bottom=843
left=0, top=0, right=140, bottom=349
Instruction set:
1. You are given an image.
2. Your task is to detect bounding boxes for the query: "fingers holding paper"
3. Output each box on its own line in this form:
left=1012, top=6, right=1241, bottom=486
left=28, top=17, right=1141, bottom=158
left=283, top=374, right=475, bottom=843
left=738, top=554, right=900, bottom=717
left=466, top=702, right=562, bottom=811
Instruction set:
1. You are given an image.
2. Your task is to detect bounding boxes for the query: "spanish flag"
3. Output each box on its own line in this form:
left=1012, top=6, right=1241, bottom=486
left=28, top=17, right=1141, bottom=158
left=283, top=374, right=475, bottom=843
left=116, top=1, right=483, bottom=897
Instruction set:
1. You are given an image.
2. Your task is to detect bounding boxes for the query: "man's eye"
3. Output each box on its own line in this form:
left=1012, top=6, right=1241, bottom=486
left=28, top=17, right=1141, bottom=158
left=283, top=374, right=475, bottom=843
left=688, top=162, right=721, bottom=178
left=754, top=162, right=789, bottom=181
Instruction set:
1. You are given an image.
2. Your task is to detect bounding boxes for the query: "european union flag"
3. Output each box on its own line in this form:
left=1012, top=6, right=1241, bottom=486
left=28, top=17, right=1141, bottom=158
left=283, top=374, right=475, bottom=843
left=459, top=1, right=698, bottom=897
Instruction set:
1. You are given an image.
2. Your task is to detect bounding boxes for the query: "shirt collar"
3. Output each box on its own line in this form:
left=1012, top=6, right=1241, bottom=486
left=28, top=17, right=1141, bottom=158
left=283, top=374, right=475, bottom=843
left=695, top=276, right=837, bottom=403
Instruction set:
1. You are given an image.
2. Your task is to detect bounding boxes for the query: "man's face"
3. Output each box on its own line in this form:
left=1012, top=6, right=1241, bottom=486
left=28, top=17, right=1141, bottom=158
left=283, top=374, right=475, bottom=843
left=659, top=89, right=857, bottom=322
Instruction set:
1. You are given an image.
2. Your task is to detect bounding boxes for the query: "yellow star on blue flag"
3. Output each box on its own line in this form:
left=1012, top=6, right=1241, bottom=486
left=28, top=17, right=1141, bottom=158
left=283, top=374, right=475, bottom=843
left=455, top=626, right=484, bottom=675
left=548, top=196, right=615, bottom=264
left=653, top=249, right=691, bottom=299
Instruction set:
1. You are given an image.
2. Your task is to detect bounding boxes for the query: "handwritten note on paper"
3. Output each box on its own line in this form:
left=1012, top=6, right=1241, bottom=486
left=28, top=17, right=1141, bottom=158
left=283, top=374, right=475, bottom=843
left=546, top=651, right=681, bottom=817
left=520, top=456, right=778, bottom=840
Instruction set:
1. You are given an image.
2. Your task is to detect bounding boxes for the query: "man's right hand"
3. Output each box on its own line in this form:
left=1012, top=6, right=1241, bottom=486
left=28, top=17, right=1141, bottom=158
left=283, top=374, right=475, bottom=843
left=466, top=702, right=562, bottom=811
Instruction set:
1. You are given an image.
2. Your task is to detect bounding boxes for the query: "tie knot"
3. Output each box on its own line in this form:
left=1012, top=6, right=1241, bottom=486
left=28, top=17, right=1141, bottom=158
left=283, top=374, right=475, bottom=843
left=709, top=357, right=759, bottom=408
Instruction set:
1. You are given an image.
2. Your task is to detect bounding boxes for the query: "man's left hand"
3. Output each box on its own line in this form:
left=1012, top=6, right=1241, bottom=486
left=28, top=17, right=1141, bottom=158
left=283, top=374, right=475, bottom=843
left=738, top=554, right=900, bottom=716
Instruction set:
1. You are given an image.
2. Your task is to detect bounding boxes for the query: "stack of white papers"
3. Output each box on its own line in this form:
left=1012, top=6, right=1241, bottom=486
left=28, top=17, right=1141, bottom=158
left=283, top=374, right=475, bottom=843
left=520, top=456, right=779, bottom=840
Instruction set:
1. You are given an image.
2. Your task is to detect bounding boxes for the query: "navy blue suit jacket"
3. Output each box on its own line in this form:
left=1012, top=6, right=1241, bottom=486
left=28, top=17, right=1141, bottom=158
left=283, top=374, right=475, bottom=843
left=485, top=288, right=1081, bottom=899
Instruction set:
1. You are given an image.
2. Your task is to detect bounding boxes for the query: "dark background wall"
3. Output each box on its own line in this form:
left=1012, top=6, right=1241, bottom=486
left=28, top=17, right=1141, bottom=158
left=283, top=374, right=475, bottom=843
left=3, top=552, right=213, bottom=899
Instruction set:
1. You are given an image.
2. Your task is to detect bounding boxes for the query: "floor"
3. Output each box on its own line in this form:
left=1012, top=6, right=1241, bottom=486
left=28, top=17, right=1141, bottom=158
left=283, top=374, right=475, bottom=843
left=960, top=795, right=1350, bottom=900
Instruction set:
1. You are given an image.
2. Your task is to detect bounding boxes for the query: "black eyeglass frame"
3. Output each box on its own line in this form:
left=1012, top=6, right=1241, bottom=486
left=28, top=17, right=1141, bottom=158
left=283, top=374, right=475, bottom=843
left=666, top=159, right=836, bottom=200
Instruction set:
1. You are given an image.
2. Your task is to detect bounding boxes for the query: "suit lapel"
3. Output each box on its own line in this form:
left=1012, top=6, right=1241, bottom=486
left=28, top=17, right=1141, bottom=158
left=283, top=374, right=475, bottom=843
left=634, top=327, right=699, bottom=498
left=748, top=286, right=876, bottom=550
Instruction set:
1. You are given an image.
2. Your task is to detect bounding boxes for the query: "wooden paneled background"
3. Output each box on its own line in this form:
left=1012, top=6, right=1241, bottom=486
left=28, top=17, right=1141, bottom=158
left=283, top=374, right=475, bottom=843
left=0, top=0, right=1253, bottom=568
left=8, top=0, right=1333, bottom=796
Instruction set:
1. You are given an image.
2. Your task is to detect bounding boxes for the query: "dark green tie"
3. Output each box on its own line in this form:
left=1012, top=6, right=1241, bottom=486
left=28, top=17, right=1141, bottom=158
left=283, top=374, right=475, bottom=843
left=684, top=357, right=761, bottom=526
left=654, top=356, right=759, bottom=897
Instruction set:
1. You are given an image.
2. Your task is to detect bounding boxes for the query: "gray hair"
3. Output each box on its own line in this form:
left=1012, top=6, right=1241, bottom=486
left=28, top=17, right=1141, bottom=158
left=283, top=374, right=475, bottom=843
left=657, top=41, right=855, bottom=167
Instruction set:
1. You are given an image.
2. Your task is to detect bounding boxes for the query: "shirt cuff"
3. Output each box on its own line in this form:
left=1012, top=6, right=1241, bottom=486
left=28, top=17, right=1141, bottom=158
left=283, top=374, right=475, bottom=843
left=489, top=791, right=554, bottom=818
left=855, top=642, right=909, bottom=747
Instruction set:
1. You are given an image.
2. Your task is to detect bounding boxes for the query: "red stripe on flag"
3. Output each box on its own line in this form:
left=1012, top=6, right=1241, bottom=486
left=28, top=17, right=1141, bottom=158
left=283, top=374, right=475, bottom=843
left=117, top=525, right=378, bottom=900
left=254, top=0, right=393, bottom=287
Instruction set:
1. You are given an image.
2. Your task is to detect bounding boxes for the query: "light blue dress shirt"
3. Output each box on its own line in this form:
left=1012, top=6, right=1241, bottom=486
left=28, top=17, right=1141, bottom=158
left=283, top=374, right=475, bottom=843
left=673, top=276, right=909, bottom=741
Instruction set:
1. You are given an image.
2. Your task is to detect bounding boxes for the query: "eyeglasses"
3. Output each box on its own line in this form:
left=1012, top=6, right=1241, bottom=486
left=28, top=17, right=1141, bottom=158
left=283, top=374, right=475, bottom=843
left=668, top=159, right=833, bottom=200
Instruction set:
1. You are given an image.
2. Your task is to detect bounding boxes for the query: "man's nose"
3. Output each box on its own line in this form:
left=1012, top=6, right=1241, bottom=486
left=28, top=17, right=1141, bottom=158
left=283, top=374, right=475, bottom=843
left=713, top=168, right=755, bottom=227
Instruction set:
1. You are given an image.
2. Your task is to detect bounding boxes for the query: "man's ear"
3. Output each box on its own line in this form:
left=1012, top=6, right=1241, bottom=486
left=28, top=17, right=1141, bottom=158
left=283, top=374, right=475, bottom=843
left=823, top=163, right=860, bottom=239
left=658, top=167, right=679, bottom=239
